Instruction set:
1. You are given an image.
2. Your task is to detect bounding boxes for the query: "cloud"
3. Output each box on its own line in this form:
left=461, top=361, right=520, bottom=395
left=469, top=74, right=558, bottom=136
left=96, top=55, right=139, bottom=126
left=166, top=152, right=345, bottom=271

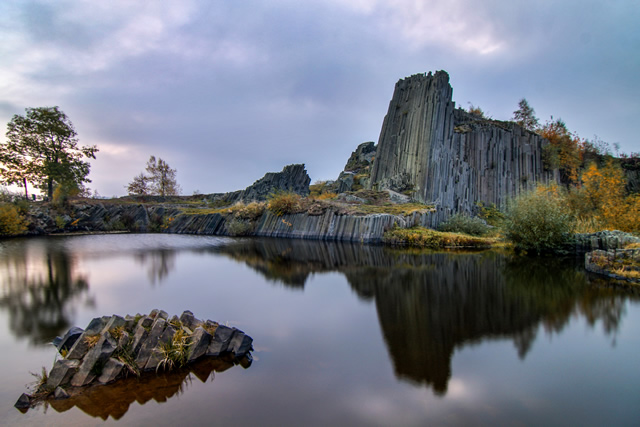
left=327, top=0, right=506, bottom=55
left=0, top=0, right=638, bottom=196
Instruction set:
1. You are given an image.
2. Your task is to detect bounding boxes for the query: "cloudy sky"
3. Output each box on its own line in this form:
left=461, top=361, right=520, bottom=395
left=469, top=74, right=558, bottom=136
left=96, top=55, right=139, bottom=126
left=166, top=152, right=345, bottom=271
left=1, top=0, right=639, bottom=197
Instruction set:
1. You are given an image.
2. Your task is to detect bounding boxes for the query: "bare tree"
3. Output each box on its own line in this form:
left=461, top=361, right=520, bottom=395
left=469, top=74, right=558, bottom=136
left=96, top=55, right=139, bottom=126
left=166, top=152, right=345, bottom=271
left=126, top=156, right=181, bottom=196
left=126, top=172, right=150, bottom=196
left=145, top=156, right=180, bottom=196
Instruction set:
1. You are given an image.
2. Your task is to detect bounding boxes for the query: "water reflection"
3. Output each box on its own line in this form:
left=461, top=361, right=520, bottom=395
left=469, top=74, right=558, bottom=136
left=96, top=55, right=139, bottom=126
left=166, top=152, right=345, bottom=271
left=44, top=357, right=242, bottom=420
left=215, top=239, right=639, bottom=396
left=133, top=249, right=177, bottom=285
left=0, top=239, right=91, bottom=345
left=2, top=235, right=637, bottom=402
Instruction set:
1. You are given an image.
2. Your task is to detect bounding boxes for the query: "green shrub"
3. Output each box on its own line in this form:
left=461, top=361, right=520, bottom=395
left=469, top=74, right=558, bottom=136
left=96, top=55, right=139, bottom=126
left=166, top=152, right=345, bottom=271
left=504, top=185, right=573, bottom=255
left=148, top=213, right=164, bottom=232
left=0, top=203, right=28, bottom=236
left=438, top=214, right=490, bottom=236
left=55, top=215, right=67, bottom=230
left=227, top=218, right=255, bottom=236
left=267, top=191, right=302, bottom=216
left=13, top=199, right=30, bottom=216
left=476, top=201, right=505, bottom=226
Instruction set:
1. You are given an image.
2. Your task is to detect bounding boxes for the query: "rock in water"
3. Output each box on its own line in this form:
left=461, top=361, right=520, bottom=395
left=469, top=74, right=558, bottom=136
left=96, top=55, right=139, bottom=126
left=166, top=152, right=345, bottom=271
left=188, top=327, right=213, bottom=363
left=54, top=387, right=70, bottom=400
left=53, top=326, right=84, bottom=352
left=97, top=358, right=125, bottom=384
left=46, top=359, right=81, bottom=389
left=14, top=393, right=31, bottom=411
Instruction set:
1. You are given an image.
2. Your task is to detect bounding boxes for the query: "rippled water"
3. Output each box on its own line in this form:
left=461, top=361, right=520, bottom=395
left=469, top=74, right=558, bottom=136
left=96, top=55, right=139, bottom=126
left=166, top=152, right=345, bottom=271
left=1, top=234, right=638, bottom=426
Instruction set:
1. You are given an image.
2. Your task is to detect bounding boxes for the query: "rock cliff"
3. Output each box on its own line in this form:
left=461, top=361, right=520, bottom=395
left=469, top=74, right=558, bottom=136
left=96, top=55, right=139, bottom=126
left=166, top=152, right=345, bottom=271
left=333, top=141, right=376, bottom=193
left=206, top=164, right=310, bottom=204
left=369, top=71, right=558, bottom=226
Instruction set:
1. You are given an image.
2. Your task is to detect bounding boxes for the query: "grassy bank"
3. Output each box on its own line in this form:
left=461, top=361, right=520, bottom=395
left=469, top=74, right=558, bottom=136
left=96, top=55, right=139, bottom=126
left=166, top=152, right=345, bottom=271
left=383, top=227, right=498, bottom=249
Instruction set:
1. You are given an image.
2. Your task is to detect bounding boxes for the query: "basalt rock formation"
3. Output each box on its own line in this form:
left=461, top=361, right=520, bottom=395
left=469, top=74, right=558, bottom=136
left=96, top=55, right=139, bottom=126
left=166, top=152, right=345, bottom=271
left=585, top=248, right=640, bottom=283
left=369, top=71, right=558, bottom=226
left=16, top=310, right=253, bottom=413
left=334, top=141, right=376, bottom=193
left=206, top=164, right=311, bottom=204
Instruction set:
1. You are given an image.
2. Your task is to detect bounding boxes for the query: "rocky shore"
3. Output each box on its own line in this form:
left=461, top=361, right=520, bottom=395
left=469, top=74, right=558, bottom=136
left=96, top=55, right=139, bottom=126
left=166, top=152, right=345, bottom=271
left=585, top=247, right=640, bottom=283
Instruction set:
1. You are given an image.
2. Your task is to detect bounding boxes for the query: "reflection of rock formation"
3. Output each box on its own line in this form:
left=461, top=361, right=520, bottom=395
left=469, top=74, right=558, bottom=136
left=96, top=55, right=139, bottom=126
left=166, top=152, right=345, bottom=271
left=216, top=239, right=638, bottom=396
left=46, top=357, right=238, bottom=420
left=345, top=255, right=570, bottom=394
left=0, top=241, right=90, bottom=345
left=213, top=239, right=371, bottom=288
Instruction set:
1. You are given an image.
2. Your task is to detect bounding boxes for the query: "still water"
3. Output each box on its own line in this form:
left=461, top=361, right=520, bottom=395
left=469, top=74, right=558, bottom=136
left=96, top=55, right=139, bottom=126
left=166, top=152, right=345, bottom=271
left=0, top=234, right=638, bottom=426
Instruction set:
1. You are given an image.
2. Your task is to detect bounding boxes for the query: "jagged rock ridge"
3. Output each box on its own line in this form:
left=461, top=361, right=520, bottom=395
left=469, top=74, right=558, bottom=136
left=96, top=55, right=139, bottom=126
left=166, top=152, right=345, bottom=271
left=334, top=141, right=377, bottom=193
left=207, top=164, right=310, bottom=204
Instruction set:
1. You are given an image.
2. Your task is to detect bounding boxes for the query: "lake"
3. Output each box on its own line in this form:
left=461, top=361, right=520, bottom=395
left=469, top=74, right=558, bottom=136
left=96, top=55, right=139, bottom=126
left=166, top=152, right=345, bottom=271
left=1, top=234, right=639, bottom=426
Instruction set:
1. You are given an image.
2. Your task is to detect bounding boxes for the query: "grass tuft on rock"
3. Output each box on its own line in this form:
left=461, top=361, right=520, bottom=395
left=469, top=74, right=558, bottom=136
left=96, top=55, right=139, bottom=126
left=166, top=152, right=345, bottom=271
left=84, top=334, right=101, bottom=349
left=29, top=367, right=51, bottom=395
left=157, top=329, right=190, bottom=372
left=267, top=191, right=303, bottom=216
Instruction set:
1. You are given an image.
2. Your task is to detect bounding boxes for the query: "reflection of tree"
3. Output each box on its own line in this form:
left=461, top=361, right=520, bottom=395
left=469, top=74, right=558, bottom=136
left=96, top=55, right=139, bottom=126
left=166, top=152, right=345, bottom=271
left=0, top=240, right=90, bottom=345
left=133, top=250, right=176, bottom=285
left=502, top=257, right=628, bottom=339
left=216, top=239, right=640, bottom=396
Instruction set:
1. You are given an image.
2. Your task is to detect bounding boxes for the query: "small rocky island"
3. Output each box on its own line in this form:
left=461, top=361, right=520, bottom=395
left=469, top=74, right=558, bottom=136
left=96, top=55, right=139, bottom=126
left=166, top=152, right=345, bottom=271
left=15, top=310, right=253, bottom=412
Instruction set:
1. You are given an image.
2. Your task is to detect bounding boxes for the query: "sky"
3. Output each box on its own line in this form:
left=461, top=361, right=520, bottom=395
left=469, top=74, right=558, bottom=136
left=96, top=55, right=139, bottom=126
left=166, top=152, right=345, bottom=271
left=1, top=0, right=639, bottom=197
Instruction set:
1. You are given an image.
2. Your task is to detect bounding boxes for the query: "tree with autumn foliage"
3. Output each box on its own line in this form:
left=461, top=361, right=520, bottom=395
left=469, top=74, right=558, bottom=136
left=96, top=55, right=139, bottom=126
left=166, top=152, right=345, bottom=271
left=580, top=160, right=640, bottom=232
left=538, top=119, right=582, bottom=186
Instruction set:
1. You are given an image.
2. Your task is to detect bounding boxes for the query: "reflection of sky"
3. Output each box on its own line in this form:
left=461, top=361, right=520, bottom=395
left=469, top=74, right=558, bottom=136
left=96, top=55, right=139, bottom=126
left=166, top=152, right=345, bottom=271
left=1, top=235, right=639, bottom=425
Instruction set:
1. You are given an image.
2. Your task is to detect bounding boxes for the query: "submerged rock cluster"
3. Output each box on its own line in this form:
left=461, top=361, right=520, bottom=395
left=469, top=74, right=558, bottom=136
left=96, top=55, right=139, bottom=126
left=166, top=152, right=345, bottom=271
left=15, top=310, right=253, bottom=411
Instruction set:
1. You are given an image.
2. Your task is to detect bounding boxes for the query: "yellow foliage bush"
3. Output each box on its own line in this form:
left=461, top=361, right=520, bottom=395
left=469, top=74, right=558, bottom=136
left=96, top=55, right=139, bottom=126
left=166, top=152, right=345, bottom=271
left=580, top=160, right=639, bottom=233
left=267, top=192, right=302, bottom=216
left=316, top=192, right=337, bottom=200
left=0, top=203, right=27, bottom=236
left=52, top=182, right=81, bottom=207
